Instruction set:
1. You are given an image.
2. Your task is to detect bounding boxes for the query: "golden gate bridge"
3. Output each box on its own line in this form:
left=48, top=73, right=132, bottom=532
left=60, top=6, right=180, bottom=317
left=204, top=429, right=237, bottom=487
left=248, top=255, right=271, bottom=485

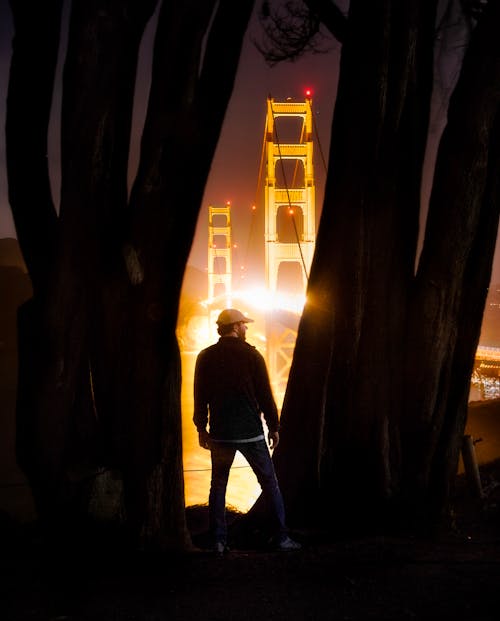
left=200, top=94, right=316, bottom=405
left=195, top=93, right=500, bottom=405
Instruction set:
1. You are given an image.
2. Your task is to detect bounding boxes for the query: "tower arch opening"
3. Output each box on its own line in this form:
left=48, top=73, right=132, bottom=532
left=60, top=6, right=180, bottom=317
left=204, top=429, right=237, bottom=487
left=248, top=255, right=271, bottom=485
left=277, top=205, right=304, bottom=243
left=277, top=261, right=304, bottom=295
left=275, top=159, right=305, bottom=188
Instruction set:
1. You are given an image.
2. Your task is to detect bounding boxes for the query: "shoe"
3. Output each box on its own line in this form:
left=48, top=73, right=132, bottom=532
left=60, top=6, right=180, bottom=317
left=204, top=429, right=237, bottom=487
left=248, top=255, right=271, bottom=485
left=213, top=541, right=229, bottom=556
left=274, top=536, right=301, bottom=551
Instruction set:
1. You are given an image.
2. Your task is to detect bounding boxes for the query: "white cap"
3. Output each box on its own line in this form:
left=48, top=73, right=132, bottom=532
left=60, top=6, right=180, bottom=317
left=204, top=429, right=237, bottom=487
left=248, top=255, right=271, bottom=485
left=216, top=308, right=254, bottom=326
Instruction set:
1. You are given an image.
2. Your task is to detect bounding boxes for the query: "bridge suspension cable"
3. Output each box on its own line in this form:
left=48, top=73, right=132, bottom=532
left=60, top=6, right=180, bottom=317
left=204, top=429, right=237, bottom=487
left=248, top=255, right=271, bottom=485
left=308, top=97, right=328, bottom=175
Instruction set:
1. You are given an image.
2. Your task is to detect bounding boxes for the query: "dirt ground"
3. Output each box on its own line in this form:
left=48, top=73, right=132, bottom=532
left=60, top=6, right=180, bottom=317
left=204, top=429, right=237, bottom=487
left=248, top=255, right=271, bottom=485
left=2, top=531, right=499, bottom=621
left=2, top=400, right=500, bottom=621
left=2, top=467, right=500, bottom=621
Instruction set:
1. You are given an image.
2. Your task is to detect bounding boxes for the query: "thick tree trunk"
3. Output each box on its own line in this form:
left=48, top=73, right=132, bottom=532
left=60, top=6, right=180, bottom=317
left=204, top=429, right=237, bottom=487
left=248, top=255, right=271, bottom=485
left=276, top=0, right=500, bottom=535
left=6, top=0, right=61, bottom=294
left=57, top=0, right=173, bottom=546
left=6, top=0, right=64, bottom=523
left=7, top=0, right=255, bottom=549
left=8, top=0, right=160, bottom=540
left=119, top=0, right=254, bottom=547
left=402, top=1, right=500, bottom=525
left=276, top=0, right=436, bottom=530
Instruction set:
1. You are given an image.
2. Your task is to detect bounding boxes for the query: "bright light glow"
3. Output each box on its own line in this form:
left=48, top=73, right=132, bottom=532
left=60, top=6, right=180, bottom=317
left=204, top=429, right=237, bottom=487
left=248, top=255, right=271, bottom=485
left=181, top=288, right=306, bottom=511
left=305, top=88, right=313, bottom=98
left=201, top=287, right=305, bottom=317
left=236, top=287, right=306, bottom=315
left=184, top=315, right=212, bottom=349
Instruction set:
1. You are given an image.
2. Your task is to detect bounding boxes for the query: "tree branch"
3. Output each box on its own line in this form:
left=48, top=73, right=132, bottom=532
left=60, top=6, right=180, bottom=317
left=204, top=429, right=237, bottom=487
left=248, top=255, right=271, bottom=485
left=6, top=0, right=63, bottom=293
left=256, top=0, right=347, bottom=65
left=303, top=0, right=348, bottom=43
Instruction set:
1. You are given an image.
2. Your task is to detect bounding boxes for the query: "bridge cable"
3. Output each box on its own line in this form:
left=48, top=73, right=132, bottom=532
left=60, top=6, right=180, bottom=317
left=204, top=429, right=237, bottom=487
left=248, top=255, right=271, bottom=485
left=308, top=97, right=328, bottom=175
left=269, top=98, right=309, bottom=282
left=243, top=119, right=268, bottom=279
left=292, top=122, right=306, bottom=187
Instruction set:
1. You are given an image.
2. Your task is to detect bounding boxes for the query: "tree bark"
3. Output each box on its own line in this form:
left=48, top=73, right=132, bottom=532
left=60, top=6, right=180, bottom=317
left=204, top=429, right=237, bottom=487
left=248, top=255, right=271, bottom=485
left=276, top=0, right=500, bottom=534
left=119, top=0, right=255, bottom=548
left=6, top=0, right=62, bottom=293
left=402, top=0, right=500, bottom=525
left=7, top=0, right=255, bottom=549
left=6, top=0, right=65, bottom=524
left=275, top=0, right=437, bottom=531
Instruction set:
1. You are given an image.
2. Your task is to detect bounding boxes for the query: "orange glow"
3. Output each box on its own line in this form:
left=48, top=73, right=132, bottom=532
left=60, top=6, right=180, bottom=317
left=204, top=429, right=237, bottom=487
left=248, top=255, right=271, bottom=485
left=178, top=286, right=307, bottom=510
left=180, top=349, right=262, bottom=511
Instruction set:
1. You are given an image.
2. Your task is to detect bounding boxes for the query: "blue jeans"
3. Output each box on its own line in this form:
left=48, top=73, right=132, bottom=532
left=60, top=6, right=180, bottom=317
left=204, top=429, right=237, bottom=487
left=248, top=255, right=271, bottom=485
left=209, top=439, right=287, bottom=545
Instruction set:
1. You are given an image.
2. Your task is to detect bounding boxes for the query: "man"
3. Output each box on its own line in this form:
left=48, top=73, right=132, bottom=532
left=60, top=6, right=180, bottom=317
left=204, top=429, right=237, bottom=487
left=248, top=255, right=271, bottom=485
left=193, top=308, right=301, bottom=554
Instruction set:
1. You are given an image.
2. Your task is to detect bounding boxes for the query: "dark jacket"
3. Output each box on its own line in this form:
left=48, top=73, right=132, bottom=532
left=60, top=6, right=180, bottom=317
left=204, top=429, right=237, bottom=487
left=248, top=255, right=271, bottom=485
left=193, top=336, right=279, bottom=442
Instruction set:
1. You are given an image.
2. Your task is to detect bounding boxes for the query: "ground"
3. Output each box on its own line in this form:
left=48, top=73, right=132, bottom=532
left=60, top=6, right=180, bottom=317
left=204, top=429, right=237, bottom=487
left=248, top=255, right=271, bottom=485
left=2, top=464, right=500, bottom=621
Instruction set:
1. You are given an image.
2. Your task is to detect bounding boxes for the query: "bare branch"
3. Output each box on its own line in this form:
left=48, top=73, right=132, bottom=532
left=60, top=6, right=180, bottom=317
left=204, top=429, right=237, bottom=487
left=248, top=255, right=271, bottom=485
left=303, top=0, right=348, bottom=42
left=255, top=0, right=347, bottom=65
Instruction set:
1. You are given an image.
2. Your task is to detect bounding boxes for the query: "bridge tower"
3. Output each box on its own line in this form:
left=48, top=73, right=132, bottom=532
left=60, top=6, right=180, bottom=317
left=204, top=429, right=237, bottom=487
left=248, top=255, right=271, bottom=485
left=264, top=96, right=316, bottom=405
left=264, top=96, right=316, bottom=295
left=207, top=204, right=232, bottom=303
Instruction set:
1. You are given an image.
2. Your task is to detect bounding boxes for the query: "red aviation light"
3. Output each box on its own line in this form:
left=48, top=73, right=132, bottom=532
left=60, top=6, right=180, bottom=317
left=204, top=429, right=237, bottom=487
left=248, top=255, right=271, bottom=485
left=305, top=88, right=313, bottom=99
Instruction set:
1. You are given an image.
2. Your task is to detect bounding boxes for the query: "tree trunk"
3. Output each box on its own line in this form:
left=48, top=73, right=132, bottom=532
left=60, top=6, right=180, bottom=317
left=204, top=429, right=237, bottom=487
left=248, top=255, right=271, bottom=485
left=278, top=0, right=500, bottom=534
left=6, top=0, right=65, bottom=524
left=6, top=0, right=61, bottom=294
left=270, top=0, right=495, bottom=535
left=401, top=1, right=500, bottom=526
left=276, top=0, right=437, bottom=531
left=7, top=0, right=255, bottom=550
left=118, top=0, right=254, bottom=548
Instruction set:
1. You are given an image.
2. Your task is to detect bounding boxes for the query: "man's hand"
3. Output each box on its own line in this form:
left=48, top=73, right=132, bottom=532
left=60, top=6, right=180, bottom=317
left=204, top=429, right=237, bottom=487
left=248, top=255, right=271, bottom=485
left=198, top=429, right=210, bottom=450
left=268, top=431, right=279, bottom=450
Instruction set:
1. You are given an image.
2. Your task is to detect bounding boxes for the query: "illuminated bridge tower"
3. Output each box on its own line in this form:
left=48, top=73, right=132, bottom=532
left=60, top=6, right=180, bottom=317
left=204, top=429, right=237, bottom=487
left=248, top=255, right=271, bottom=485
left=208, top=204, right=232, bottom=303
left=264, top=96, right=316, bottom=295
left=264, top=96, right=316, bottom=405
